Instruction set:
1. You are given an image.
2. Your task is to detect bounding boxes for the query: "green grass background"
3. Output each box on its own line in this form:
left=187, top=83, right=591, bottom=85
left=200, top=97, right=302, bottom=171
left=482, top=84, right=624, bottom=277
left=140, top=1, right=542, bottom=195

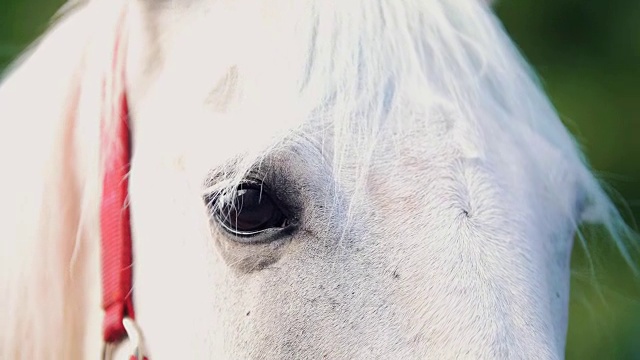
left=1, top=0, right=639, bottom=358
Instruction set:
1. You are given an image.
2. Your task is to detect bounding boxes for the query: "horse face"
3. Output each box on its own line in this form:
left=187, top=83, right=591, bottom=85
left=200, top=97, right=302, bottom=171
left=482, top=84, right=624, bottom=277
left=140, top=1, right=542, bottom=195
left=124, top=1, right=582, bottom=358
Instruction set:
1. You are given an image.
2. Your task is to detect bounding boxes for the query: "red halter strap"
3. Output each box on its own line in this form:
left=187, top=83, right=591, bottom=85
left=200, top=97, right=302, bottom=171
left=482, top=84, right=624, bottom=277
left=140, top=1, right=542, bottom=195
left=99, top=9, right=146, bottom=360
left=100, top=48, right=133, bottom=344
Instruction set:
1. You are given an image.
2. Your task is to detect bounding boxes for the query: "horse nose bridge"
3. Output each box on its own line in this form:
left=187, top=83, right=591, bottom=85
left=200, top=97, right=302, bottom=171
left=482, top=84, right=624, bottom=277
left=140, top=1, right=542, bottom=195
left=344, top=183, right=563, bottom=357
left=388, top=232, right=562, bottom=357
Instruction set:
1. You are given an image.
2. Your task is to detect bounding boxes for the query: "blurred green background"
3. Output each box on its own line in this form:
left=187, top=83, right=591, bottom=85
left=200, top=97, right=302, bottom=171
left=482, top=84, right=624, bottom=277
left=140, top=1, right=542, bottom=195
left=1, top=0, right=639, bottom=358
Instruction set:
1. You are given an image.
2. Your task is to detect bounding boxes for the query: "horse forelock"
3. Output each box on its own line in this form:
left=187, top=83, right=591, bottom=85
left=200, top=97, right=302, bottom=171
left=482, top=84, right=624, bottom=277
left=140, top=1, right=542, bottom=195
left=161, top=0, right=629, bottom=236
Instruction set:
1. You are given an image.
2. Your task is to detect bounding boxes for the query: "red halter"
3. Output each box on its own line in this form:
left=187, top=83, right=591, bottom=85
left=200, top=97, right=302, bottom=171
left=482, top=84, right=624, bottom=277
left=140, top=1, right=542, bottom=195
left=99, top=8, right=146, bottom=360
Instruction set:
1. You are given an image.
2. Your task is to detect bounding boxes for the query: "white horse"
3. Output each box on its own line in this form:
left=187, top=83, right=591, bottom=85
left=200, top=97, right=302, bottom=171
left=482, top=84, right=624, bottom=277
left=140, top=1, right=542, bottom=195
left=0, top=0, right=636, bottom=358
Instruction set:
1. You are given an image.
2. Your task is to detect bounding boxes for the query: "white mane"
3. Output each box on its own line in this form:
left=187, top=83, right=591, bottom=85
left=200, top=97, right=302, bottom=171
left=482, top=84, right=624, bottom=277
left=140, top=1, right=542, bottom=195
left=0, top=0, right=636, bottom=357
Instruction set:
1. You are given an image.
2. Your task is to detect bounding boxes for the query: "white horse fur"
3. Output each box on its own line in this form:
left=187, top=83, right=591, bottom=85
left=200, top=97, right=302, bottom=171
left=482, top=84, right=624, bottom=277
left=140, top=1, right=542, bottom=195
left=0, top=0, right=636, bottom=358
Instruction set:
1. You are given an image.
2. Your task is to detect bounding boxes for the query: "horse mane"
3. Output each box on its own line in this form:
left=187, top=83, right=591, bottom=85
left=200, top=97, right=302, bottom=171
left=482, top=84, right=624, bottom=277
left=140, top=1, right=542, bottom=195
left=0, top=0, right=125, bottom=357
left=0, top=0, right=636, bottom=358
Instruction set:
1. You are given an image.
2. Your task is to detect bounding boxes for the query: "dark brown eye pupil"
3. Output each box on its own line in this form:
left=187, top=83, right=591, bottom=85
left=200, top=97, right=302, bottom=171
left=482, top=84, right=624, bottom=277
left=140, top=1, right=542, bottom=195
left=216, top=186, right=287, bottom=235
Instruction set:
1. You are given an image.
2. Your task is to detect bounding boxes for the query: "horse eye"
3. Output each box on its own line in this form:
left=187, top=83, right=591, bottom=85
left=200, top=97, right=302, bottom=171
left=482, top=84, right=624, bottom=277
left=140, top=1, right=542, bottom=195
left=209, top=184, right=289, bottom=237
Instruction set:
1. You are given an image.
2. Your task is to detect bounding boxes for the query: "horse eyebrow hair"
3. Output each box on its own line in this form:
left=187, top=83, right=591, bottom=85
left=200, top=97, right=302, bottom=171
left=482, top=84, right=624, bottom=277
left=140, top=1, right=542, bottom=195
left=202, top=156, right=270, bottom=196
left=201, top=126, right=324, bottom=195
left=202, top=160, right=242, bottom=192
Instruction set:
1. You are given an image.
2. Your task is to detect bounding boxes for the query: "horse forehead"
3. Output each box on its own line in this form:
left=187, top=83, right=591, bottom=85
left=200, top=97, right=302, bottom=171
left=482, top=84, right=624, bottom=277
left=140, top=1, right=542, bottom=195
left=133, top=72, right=309, bottom=177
